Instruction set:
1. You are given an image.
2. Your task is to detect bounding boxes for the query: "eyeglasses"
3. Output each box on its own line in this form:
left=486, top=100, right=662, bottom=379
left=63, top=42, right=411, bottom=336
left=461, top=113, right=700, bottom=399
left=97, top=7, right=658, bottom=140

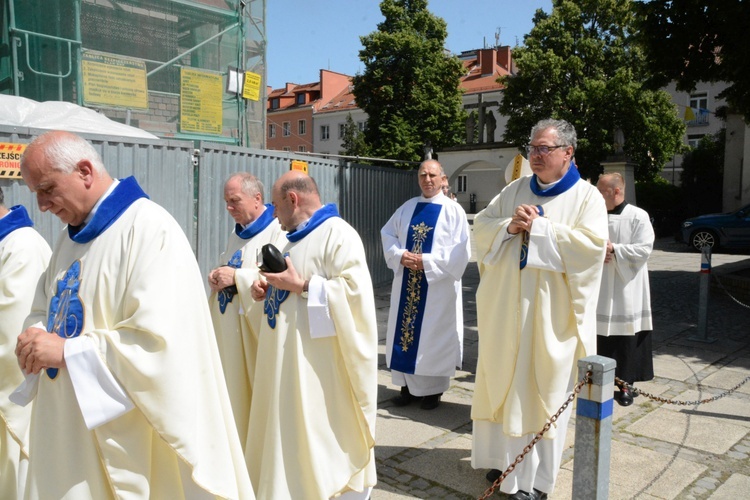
left=525, top=145, right=566, bottom=156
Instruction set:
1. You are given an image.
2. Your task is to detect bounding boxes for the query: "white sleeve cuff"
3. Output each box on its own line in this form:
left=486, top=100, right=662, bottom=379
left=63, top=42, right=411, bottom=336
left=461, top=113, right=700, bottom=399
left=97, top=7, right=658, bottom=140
left=526, top=217, right=564, bottom=272
left=307, top=275, right=336, bottom=339
left=64, top=336, right=135, bottom=429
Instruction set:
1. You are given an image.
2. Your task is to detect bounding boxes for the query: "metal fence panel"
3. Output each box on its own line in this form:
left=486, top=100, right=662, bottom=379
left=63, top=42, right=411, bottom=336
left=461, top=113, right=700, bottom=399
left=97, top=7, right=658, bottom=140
left=0, top=126, right=195, bottom=250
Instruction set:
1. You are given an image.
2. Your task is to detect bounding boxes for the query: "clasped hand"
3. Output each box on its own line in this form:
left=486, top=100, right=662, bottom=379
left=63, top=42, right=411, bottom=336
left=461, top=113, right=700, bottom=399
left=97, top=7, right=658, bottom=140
left=508, top=204, right=540, bottom=235
left=15, top=327, right=66, bottom=375
left=400, top=251, right=422, bottom=271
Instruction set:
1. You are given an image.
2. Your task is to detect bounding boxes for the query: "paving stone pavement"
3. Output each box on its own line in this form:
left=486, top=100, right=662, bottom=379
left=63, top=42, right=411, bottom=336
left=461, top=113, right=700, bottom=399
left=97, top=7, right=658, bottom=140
left=371, top=238, right=750, bottom=499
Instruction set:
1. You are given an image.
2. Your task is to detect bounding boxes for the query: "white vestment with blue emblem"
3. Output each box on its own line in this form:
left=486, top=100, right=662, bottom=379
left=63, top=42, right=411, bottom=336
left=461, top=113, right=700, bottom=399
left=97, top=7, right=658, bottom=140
left=246, top=215, right=378, bottom=499
left=20, top=198, right=254, bottom=500
left=471, top=175, right=608, bottom=495
left=208, top=216, right=285, bottom=454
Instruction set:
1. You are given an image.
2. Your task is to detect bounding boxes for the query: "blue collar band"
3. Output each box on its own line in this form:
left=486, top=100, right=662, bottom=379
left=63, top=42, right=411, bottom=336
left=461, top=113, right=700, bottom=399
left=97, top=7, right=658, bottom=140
left=530, top=161, right=580, bottom=197
left=286, top=203, right=340, bottom=242
left=236, top=204, right=275, bottom=239
left=0, top=205, right=34, bottom=242
left=68, top=176, right=149, bottom=244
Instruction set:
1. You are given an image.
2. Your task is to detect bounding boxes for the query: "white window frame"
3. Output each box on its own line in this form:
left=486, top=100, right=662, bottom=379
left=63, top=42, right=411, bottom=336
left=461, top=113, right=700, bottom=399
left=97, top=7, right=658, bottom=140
left=282, top=122, right=291, bottom=137
left=321, top=125, right=330, bottom=140
left=338, top=123, right=346, bottom=139
left=298, top=119, right=306, bottom=135
left=268, top=123, right=276, bottom=138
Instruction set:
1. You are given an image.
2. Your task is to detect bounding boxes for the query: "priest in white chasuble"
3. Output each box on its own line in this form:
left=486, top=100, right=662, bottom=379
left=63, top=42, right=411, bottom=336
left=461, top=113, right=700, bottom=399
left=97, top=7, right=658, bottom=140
left=0, top=191, right=51, bottom=500
left=208, top=172, right=285, bottom=453
left=471, top=119, right=608, bottom=499
left=381, top=159, right=470, bottom=411
left=13, top=131, right=254, bottom=500
left=247, top=170, right=378, bottom=500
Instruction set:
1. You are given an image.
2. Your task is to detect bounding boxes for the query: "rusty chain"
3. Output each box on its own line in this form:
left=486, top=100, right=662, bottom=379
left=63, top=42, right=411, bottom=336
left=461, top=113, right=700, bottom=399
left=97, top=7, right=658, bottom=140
left=616, top=375, right=750, bottom=406
left=477, top=370, right=592, bottom=500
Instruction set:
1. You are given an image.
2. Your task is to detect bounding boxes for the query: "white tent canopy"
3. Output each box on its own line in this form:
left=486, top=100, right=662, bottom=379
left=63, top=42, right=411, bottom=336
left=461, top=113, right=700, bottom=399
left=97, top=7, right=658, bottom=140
left=0, top=95, right=158, bottom=139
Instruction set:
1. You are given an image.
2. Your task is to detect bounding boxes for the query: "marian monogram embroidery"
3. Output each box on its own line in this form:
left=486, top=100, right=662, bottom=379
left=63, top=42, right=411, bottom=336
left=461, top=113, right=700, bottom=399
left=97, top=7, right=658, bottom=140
left=46, top=260, right=85, bottom=379
left=399, top=221, right=433, bottom=352
left=264, top=285, right=290, bottom=329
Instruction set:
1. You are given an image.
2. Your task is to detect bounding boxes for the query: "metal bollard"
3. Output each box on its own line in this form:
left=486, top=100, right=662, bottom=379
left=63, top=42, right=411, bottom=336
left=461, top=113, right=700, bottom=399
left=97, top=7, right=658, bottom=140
left=689, top=244, right=716, bottom=343
left=572, top=355, right=615, bottom=500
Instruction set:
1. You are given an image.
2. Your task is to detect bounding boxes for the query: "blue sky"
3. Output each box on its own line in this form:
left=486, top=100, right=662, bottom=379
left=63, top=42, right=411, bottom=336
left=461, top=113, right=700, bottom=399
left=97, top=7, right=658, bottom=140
left=265, top=0, right=552, bottom=88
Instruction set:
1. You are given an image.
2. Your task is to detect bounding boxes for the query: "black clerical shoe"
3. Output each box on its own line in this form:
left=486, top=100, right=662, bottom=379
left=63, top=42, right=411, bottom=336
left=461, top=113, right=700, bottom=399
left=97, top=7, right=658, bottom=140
left=420, top=393, right=441, bottom=410
left=485, top=468, right=502, bottom=483
left=617, top=387, right=634, bottom=407
left=391, top=386, right=414, bottom=406
left=510, top=489, right=548, bottom=500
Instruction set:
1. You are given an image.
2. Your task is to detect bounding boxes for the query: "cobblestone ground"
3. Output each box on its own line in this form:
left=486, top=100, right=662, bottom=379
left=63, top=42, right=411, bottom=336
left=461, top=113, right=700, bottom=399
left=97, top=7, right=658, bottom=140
left=372, top=237, right=750, bottom=500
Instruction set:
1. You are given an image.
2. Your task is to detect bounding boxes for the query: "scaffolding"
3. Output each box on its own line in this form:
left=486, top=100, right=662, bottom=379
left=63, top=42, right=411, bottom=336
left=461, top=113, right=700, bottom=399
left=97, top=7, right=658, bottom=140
left=0, top=0, right=266, bottom=147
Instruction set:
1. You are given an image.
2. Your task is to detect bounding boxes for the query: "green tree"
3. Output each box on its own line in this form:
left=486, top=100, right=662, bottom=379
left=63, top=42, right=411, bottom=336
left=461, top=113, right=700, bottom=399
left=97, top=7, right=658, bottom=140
left=499, top=0, right=685, bottom=181
left=339, top=114, right=370, bottom=158
left=352, top=0, right=466, bottom=165
left=636, top=1, right=750, bottom=121
left=680, top=129, right=725, bottom=217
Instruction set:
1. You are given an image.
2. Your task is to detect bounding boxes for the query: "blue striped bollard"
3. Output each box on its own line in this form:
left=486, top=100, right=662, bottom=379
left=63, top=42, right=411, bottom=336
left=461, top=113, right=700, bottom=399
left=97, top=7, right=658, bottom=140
left=572, top=355, right=615, bottom=500
left=690, top=244, right=716, bottom=342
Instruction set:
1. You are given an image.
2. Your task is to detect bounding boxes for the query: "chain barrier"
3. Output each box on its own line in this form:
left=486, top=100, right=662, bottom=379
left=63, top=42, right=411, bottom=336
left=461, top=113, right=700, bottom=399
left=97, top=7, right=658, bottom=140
left=712, top=273, right=750, bottom=310
left=477, top=370, right=592, bottom=500
left=616, top=375, right=750, bottom=406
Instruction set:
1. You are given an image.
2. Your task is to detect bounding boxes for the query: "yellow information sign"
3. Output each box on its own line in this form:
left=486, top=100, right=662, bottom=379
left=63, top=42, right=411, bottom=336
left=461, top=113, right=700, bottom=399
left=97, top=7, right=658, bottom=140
left=0, top=143, right=26, bottom=179
left=81, top=51, right=148, bottom=110
left=242, top=71, right=262, bottom=101
left=291, top=160, right=308, bottom=174
left=180, top=68, right=223, bottom=135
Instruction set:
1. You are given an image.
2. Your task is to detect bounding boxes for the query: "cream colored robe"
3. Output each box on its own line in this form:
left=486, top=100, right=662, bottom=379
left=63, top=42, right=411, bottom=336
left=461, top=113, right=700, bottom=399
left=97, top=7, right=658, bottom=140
left=471, top=176, right=608, bottom=438
left=21, top=198, right=254, bottom=500
left=208, top=217, right=285, bottom=453
left=0, top=222, right=50, bottom=499
left=597, top=203, right=654, bottom=336
left=246, top=216, right=378, bottom=499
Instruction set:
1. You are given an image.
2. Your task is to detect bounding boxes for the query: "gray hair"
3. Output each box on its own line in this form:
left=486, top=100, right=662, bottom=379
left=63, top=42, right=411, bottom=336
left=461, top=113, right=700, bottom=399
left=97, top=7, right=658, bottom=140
left=530, top=119, right=577, bottom=150
left=227, top=172, right=264, bottom=201
left=279, top=174, right=319, bottom=197
left=22, top=131, right=105, bottom=174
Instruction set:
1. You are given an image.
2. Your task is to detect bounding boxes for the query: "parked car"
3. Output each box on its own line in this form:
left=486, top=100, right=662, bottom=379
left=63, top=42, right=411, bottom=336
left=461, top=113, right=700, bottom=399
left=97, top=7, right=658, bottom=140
left=681, top=203, right=750, bottom=251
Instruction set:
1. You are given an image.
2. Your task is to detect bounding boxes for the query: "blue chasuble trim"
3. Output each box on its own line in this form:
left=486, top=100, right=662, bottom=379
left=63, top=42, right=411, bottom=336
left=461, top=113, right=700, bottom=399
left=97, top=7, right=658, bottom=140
left=529, top=161, right=580, bottom=197
left=218, top=250, right=243, bottom=314
left=390, top=202, right=442, bottom=374
left=286, top=204, right=340, bottom=242
left=0, top=205, right=34, bottom=242
left=46, top=260, right=85, bottom=379
left=68, top=176, right=149, bottom=243
left=236, top=204, right=275, bottom=239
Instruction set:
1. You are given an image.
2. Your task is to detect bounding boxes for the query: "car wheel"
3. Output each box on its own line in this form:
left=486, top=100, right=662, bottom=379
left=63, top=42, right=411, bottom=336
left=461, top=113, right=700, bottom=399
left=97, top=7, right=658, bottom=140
left=690, top=229, right=717, bottom=251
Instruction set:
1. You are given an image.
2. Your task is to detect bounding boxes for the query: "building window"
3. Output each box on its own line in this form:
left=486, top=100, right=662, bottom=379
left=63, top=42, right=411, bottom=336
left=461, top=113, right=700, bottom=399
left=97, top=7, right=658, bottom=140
left=357, top=121, right=366, bottom=132
left=321, top=125, right=330, bottom=140
left=338, top=123, right=346, bottom=139
left=268, top=124, right=276, bottom=138
left=298, top=120, right=306, bottom=135
left=296, top=94, right=306, bottom=105
left=271, top=98, right=280, bottom=109
left=282, top=146, right=291, bottom=152
left=687, top=134, right=705, bottom=149
left=282, top=122, right=291, bottom=137
left=687, top=92, right=709, bottom=126
left=298, top=145, right=306, bottom=152
left=457, top=175, right=467, bottom=193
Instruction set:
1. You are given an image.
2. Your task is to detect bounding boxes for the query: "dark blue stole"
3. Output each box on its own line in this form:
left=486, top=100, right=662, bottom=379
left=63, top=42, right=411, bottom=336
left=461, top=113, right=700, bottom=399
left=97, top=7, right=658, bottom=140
left=0, top=205, right=34, bottom=242
left=390, top=202, right=442, bottom=374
